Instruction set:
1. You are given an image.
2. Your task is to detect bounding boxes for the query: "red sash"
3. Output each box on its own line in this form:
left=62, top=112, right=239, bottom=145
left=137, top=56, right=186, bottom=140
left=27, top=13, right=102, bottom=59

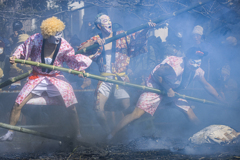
left=29, top=70, right=59, bottom=80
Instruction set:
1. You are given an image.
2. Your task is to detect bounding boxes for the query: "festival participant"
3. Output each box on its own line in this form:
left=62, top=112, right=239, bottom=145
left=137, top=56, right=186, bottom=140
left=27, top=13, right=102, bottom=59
left=107, top=47, right=225, bottom=140
left=78, top=13, right=156, bottom=134
left=0, top=40, right=10, bottom=84
left=0, top=16, right=92, bottom=141
left=9, top=21, right=26, bottom=50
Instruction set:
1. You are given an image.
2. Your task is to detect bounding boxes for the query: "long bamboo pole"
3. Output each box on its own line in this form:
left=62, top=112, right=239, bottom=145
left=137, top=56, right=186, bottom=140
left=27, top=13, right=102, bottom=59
left=0, top=1, right=213, bottom=91
left=0, top=70, right=32, bottom=89
left=76, top=0, right=213, bottom=55
left=0, top=122, right=69, bottom=142
left=14, top=59, right=221, bottom=106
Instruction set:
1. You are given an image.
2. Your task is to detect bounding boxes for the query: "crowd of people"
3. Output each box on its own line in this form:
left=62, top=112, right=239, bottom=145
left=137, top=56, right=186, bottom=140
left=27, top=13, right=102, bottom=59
left=0, top=12, right=239, bottom=144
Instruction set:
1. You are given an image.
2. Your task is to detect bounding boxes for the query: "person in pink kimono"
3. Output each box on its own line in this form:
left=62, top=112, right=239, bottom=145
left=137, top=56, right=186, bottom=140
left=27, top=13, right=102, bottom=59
left=0, top=17, right=92, bottom=141
left=106, top=47, right=225, bottom=140
left=78, top=13, right=156, bottom=134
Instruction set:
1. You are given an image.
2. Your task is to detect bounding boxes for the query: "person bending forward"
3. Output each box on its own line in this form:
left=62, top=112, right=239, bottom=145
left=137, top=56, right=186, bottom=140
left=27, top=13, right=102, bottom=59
left=107, top=47, right=225, bottom=140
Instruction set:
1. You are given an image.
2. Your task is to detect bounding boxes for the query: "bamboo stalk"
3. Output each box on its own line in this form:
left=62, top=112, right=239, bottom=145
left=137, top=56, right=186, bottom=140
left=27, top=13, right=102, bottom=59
left=0, top=70, right=32, bottom=88
left=14, top=59, right=221, bottom=106
left=0, top=89, right=95, bottom=94
left=76, top=0, right=212, bottom=55
left=0, top=122, right=69, bottom=142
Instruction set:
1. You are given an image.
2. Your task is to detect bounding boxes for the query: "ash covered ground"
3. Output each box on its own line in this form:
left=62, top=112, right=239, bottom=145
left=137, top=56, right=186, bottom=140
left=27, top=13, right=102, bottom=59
left=1, top=123, right=240, bottom=160
left=1, top=93, right=240, bottom=160
left=1, top=136, right=240, bottom=160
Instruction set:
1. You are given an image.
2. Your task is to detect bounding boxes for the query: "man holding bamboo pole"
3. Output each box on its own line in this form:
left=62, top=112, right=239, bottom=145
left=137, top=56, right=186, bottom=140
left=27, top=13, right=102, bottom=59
left=78, top=13, right=156, bottom=134
left=0, top=17, right=92, bottom=141
left=107, top=47, right=225, bottom=140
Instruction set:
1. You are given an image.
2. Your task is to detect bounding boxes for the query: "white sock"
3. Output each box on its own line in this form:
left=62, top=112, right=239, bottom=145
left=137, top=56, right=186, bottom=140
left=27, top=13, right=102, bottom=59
left=7, top=131, right=14, bottom=135
left=0, top=130, right=14, bottom=141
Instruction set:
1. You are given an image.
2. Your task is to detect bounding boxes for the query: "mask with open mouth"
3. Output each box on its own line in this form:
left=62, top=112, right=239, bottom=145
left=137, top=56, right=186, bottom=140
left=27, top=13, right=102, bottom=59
left=99, top=15, right=112, bottom=33
left=47, top=31, right=63, bottom=44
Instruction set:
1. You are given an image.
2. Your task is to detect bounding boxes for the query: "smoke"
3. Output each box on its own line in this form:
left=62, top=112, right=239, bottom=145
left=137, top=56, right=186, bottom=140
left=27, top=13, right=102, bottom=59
left=77, top=0, right=240, bottom=154
left=130, top=136, right=185, bottom=152
left=1, top=0, right=240, bottom=158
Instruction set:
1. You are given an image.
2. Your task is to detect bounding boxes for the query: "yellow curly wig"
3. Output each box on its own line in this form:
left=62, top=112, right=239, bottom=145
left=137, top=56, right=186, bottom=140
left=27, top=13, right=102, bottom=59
left=40, top=16, right=65, bottom=39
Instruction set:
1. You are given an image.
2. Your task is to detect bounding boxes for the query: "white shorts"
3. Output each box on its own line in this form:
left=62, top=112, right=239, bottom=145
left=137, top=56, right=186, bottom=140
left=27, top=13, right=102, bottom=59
left=31, top=78, right=61, bottom=97
left=98, top=81, right=130, bottom=99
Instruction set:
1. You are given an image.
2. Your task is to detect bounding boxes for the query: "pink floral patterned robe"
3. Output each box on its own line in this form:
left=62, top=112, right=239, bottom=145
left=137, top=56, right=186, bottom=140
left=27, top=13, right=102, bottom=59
left=13, top=33, right=92, bottom=107
left=137, top=56, right=205, bottom=115
left=78, top=30, right=148, bottom=95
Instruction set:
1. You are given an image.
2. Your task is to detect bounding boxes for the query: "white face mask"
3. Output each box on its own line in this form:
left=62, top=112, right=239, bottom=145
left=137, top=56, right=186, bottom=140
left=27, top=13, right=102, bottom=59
left=0, top=48, right=3, bottom=54
left=47, top=31, right=63, bottom=44
left=99, top=15, right=112, bottom=33
left=188, top=59, right=201, bottom=69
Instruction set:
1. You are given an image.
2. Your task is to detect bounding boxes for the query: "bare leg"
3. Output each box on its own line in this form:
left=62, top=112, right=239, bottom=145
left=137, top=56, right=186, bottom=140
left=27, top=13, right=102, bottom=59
left=175, top=98, right=200, bottom=125
left=95, top=92, right=110, bottom=133
left=109, top=107, right=146, bottom=139
left=184, top=108, right=200, bottom=125
left=112, top=112, right=116, bottom=126
left=66, top=105, right=81, bottom=138
left=121, top=98, right=130, bottom=116
left=111, top=98, right=130, bottom=127
left=55, top=96, right=81, bottom=138
left=0, top=93, right=33, bottom=141
left=10, top=93, right=33, bottom=126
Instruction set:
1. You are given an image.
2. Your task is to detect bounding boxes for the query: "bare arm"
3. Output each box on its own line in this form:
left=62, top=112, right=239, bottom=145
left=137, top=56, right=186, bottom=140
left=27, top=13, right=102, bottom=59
left=135, top=21, right=156, bottom=37
left=152, top=64, right=176, bottom=97
left=9, top=56, right=16, bottom=64
left=198, top=75, right=225, bottom=102
left=78, top=41, right=95, bottom=50
left=78, top=36, right=105, bottom=60
left=127, top=21, right=156, bottom=58
left=79, top=37, right=105, bottom=51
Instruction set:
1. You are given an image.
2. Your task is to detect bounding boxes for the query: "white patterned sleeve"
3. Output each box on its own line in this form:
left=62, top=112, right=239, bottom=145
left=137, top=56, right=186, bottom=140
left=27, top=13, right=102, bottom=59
left=13, top=33, right=38, bottom=59
left=63, top=41, right=92, bottom=71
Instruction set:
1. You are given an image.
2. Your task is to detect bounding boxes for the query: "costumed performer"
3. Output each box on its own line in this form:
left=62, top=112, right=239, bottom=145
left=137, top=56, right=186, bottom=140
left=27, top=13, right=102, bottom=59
left=0, top=16, right=92, bottom=141
left=107, top=47, right=225, bottom=140
left=78, top=13, right=156, bottom=134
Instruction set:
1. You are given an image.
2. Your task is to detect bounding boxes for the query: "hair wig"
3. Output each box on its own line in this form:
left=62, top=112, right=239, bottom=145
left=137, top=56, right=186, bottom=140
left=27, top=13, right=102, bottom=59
left=40, top=16, right=65, bottom=39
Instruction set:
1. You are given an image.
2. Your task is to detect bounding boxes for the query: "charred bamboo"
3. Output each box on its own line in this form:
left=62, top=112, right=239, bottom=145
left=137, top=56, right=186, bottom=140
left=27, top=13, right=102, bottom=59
left=14, top=59, right=221, bottom=105
left=0, top=122, right=69, bottom=142
left=0, top=70, right=32, bottom=88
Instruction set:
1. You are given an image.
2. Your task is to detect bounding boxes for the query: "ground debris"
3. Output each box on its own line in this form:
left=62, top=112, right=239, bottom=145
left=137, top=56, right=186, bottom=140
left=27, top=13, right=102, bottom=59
left=1, top=136, right=240, bottom=159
